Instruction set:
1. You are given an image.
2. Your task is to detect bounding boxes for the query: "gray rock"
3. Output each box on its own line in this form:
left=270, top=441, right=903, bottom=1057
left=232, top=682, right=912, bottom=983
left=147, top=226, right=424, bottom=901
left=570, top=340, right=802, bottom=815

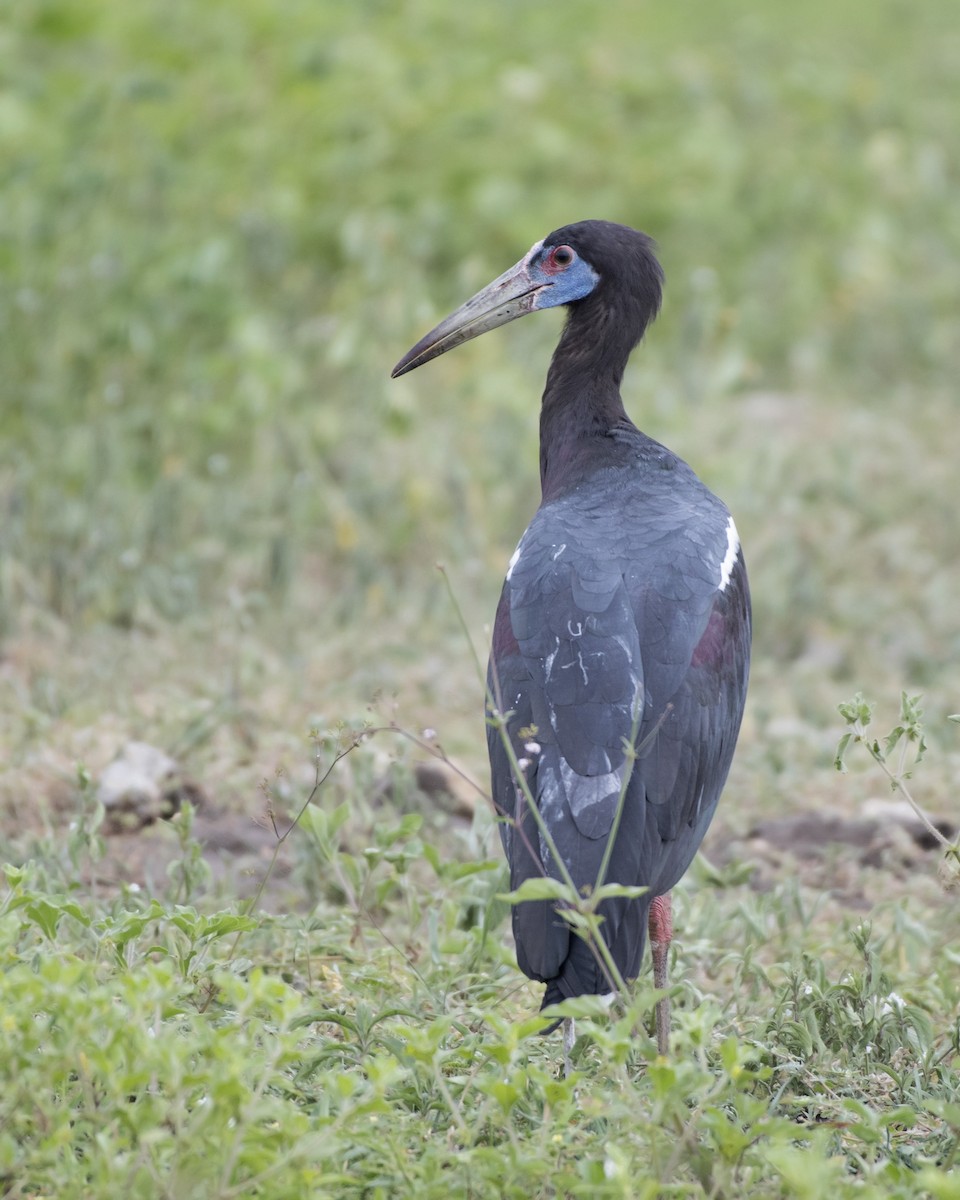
left=97, top=742, right=194, bottom=831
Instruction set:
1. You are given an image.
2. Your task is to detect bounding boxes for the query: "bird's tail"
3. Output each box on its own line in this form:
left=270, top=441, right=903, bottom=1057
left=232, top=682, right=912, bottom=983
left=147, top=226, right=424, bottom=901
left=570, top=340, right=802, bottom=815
left=536, top=898, right=650, bottom=1034
left=536, top=938, right=608, bottom=1035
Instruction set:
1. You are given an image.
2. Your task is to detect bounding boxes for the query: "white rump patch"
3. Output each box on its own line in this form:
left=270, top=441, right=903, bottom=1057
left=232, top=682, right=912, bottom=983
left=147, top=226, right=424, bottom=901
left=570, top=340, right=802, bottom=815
left=718, top=516, right=740, bottom=592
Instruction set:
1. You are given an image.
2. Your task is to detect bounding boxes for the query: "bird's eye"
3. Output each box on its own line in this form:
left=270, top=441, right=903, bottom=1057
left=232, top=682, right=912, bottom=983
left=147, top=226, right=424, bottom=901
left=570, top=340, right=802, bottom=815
left=544, top=245, right=576, bottom=273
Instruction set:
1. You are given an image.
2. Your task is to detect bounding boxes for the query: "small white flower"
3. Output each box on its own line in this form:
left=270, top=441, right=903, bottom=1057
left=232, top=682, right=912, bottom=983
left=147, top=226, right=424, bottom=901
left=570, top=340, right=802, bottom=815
left=524, top=741, right=541, bottom=755
left=517, top=758, right=531, bottom=771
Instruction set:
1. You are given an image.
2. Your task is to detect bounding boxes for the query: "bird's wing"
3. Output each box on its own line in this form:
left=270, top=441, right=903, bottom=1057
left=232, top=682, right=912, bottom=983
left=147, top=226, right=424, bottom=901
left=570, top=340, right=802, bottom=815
left=487, top=484, right=750, bottom=988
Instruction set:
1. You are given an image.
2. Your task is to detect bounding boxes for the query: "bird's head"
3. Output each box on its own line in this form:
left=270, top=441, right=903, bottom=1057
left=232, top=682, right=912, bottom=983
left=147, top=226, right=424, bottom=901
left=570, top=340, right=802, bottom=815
left=391, top=220, right=663, bottom=378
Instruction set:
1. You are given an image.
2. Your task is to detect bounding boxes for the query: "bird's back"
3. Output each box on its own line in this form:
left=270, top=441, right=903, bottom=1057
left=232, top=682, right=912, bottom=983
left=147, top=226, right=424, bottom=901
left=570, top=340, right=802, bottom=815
left=487, top=425, right=750, bottom=1005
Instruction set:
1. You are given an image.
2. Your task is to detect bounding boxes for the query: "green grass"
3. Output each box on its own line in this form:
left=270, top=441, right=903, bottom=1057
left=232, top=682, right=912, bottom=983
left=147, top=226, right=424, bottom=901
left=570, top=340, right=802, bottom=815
left=2, top=786, right=958, bottom=1198
left=2, top=0, right=959, bottom=1194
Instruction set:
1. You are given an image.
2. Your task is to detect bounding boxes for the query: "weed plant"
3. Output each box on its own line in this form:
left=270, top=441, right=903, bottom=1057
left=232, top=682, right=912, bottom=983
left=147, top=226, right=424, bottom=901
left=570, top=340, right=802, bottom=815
left=2, top=702, right=958, bottom=1197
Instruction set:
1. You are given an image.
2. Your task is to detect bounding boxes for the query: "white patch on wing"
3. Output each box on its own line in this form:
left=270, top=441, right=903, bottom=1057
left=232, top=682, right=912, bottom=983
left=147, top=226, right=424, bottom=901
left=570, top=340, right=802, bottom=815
left=561, top=649, right=588, bottom=685
left=544, top=637, right=562, bottom=736
left=559, top=760, right=623, bottom=822
left=718, top=516, right=740, bottom=592
left=608, top=634, right=645, bottom=718
left=543, top=636, right=561, bottom=680
left=536, top=763, right=565, bottom=863
left=506, top=541, right=522, bottom=581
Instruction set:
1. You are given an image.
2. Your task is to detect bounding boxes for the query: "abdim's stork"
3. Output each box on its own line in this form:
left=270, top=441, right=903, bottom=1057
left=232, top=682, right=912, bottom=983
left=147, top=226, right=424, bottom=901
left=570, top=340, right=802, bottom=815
left=393, top=221, right=750, bottom=1055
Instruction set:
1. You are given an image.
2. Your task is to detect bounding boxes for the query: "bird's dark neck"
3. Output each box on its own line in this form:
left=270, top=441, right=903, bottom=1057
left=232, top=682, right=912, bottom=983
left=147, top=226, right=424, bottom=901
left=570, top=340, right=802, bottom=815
left=539, top=304, right=638, bottom=500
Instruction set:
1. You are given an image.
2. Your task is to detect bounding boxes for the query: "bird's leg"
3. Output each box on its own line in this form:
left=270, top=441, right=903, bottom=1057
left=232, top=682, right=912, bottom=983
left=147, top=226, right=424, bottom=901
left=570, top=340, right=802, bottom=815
left=648, top=893, right=673, bottom=1055
left=562, top=1017, right=576, bottom=1078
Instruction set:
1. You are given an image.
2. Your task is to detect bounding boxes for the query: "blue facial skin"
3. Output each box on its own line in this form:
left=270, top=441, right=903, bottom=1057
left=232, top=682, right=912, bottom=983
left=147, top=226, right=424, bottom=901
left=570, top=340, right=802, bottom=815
left=530, top=251, right=600, bottom=311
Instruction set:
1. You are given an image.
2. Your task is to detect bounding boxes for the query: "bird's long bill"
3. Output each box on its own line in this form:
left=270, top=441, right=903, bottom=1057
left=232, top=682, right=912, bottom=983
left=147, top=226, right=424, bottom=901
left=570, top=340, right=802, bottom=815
left=391, top=255, right=543, bottom=378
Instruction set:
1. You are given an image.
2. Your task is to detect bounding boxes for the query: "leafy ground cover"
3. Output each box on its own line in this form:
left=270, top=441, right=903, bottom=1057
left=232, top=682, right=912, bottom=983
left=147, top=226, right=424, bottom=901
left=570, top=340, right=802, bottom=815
left=2, top=0, right=959, bottom=1194
left=2, top=752, right=958, bottom=1198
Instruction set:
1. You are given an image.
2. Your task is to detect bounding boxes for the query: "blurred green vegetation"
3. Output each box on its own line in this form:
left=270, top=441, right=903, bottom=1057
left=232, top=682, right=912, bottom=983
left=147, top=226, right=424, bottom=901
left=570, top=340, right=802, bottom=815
left=0, top=4, right=956, bottom=766
left=3, top=0, right=958, bottom=658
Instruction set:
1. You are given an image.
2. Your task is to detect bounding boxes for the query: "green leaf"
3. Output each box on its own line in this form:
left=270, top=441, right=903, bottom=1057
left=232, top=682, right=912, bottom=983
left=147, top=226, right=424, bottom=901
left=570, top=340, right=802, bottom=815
left=23, top=898, right=89, bottom=939
left=917, top=1170, right=960, bottom=1200
left=591, top=883, right=649, bottom=901
left=837, top=693, right=873, bottom=725
left=497, top=877, right=574, bottom=904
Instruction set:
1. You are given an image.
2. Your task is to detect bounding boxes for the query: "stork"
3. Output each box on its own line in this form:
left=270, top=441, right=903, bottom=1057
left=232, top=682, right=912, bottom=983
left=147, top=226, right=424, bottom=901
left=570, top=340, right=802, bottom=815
left=393, top=220, right=750, bottom=1059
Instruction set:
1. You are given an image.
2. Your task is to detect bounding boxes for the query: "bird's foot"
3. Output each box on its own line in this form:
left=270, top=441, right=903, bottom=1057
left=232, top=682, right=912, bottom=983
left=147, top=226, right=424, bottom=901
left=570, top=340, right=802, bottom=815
left=562, top=1016, right=576, bottom=1079
left=649, top=894, right=673, bottom=1055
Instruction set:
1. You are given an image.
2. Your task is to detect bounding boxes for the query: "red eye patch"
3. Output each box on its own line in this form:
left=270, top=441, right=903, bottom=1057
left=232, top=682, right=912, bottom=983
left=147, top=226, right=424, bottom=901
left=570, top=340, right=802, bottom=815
left=543, top=245, right=575, bottom=274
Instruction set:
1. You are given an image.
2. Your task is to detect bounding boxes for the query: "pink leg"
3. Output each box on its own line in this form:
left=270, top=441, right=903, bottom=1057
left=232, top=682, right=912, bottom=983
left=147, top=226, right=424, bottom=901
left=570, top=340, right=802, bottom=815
left=648, top=893, right=673, bottom=1055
